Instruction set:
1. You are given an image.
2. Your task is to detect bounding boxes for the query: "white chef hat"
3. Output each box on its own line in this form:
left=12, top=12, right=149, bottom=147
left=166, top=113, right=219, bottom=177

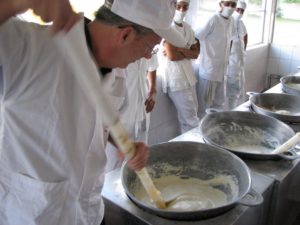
left=105, top=0, right=188, bottom=48
left=176, top=0, right=190, bottom=3
left=221, top=0, right=238, bottom=2
left=237, top=1, right=247, bottom=9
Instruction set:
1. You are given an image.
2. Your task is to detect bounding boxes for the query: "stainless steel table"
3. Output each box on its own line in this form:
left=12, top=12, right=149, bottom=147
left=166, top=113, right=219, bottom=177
left=234, top=83, right=300, bottom=225
left=171, top=83, right=300, bottom=225
left=101, top=168, right=274, bottom=225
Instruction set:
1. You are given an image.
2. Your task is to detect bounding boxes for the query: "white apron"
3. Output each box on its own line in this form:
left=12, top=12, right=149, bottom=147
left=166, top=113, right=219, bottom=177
left=226, top=18, right=247, bottom=109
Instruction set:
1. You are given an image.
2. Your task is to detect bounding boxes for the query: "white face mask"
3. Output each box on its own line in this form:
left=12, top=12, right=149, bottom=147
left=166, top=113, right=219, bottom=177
left=174, top=10, right=187, bottom=23
left=221, top=6, right=235, bottom=18
left=233, top=11, right=243, bottom=20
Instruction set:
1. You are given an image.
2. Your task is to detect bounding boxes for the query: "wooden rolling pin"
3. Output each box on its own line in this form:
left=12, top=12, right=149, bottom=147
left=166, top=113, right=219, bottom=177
left=54, top=23, right=166, bottom=208
left=272, top=132, right=300, bottom=154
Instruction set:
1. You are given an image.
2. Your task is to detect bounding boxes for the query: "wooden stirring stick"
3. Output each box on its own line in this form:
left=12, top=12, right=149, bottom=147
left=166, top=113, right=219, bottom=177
left=109, top=121, right=166, bottom=208
left=272, top=132, right=300, bottom=154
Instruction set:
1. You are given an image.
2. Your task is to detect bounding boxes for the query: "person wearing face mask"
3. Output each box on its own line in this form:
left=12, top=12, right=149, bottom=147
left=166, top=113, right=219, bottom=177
left=226, top=1, right=248, bottom=109
left=195, top=0, right=237, bottom=117
left=158, top=0, right=200, bottom=133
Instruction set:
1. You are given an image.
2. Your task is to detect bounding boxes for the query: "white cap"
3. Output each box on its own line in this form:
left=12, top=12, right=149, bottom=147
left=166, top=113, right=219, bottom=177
left=177, top=0, right=190, bottom=3
left=106, top=0, right=188, bottom=48
left=237, top=1, right=247, bottom=9
left=221, top=0, right=238, bottom=2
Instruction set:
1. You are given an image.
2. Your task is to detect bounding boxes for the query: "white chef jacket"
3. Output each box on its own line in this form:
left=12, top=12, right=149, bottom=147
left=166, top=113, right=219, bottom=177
left=226, top=17, right=247, bottom=109
left=0, top=18, right=106, bottom=225
left=120, top=55, right=158, bottom=140
left=227, top=18, right=247, bottom=75
left=160, top=21, right=197, bottom=93
left=196, top=13, right=234, bottom=82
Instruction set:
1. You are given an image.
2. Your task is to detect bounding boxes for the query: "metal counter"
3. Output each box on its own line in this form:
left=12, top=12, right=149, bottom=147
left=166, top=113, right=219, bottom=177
left=171, top=83, right=300, bottom=225
left=234, top=83, right=300, bottom=225
left=102, top=168, right=274, bottom=225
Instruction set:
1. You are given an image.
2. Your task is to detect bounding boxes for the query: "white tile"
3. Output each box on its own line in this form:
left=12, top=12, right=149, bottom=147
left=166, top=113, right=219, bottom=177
left=290, top=60, right=300, bottom=74
left=278, top=59, right=291, bottom=75
left=269, top=44, right=281, bottom=59
left=150, top=93, right=177, bottom=129
left=292, top=46, right=300, bottom=59
left=280, top=45, right=293, bottom=60
left=267, top=58, right=280, bottom=75
left=148, top=121, right=180, bottom=145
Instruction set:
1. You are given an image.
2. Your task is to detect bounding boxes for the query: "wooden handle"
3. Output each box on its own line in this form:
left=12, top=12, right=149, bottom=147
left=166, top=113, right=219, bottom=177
left=110, top=121, right=166, bottom=209
left=136, top=168, right=166, bottom=209
left=272, top=132, right=300, bottom=154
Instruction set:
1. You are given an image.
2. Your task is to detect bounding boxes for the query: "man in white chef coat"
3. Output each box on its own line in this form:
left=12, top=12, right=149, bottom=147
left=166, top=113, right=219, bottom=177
left=226, top=0, right=248, bottom=109
left=196, top=0, right=236, bottom=117
left=0, top=0, right=188, bottom=224
left=159, top=0, right=200, bottom=133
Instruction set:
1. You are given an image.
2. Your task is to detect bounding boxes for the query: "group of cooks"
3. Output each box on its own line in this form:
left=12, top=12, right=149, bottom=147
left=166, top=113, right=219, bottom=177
left=0, top=0, right=248, bottom=224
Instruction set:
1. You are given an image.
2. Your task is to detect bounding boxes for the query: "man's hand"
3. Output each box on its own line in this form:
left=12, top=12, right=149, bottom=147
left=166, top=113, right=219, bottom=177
left=125, top=142, right=149, bottom=171
left=145, top=89, right=156, bottom=113
left=1, top=0, right=81, bottom=32
left=30, top=0, right=81, bottom=33
left=0, top=0, right=30, bottom=24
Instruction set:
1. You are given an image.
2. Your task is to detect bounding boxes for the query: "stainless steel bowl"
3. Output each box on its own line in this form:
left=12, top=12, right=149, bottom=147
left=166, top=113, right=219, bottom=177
left=249, top=92, right=300, bottom=123
left=200, top=111, right=299, bottom=160
left=122, top=142, right=263, bottom=220
left=280, top=75, right=300, bottom=96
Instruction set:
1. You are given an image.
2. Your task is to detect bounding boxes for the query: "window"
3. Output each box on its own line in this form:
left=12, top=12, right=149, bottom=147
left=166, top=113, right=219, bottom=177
left=185, top=0, right=268, bottom=46
left=273, top=0, right=300, bottom=45
left=245, top=0, right=267, bottom=45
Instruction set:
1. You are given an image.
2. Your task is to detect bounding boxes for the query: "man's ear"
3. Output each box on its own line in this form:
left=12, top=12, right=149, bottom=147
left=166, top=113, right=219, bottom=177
left=118, top=26, right=136, bottom=44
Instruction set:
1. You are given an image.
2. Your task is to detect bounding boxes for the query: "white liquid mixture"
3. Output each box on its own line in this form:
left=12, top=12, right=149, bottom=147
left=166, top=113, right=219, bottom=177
left=133, top=175, right=238, bottom=211
left=287, top=82, right=300, bottom=90
left=261, top=105, right=300, bottom=116
left=226, top=144, right=273, bottom=154
left=208, top=122, right=281, bottom=153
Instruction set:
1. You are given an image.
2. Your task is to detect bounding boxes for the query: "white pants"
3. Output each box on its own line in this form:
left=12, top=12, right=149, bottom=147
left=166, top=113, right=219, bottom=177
left=197, top=78, right=226, bottom=117
left=168, top=86, right=200, bottom=133
left=226, top=72, right=245, bottom=110
left=227, top=49, right=246, bottom=109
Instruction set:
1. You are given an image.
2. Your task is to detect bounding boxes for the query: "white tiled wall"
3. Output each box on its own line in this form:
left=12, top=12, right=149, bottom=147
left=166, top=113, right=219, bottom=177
left=244, top=45, right=269, bottom=92
left=148, top=45, right=270, bottom=145
left=267, top=44, right=300, bottom=81
left=148, top=76, right=181, bottom=145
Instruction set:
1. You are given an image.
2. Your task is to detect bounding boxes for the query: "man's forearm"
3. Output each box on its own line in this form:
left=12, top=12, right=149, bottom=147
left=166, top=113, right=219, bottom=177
left=0, top=1, right=29, bottom=25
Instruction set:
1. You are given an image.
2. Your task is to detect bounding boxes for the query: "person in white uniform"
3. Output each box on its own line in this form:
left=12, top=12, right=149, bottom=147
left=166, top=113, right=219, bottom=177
left=120, top=55, right=158, bottom=143
left=226, top=0, right=248, bottom=109
left=195, top=0, right=236, bottom=116
left=0, top=0, right=188, bottom=224
left=105, top=55, right=158, bottom=172
left=159, top=0, right=200, bottom=133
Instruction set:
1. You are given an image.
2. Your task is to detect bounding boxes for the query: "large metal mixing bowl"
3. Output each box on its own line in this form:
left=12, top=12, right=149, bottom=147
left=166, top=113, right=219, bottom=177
left=200, top=111, right=299, bottom=160
left=122, top=142, right=263, bottom=220
left=249, top=92, right=300, bottom=123
left=280, top=75, right=300, bottom=96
